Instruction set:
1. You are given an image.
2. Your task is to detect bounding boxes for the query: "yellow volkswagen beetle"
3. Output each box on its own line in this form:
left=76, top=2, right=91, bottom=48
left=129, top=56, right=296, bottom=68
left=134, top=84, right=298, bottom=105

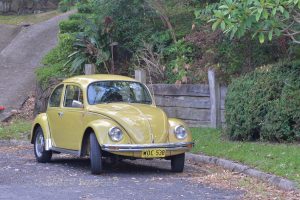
left=31, top=75, right=193, bottom=174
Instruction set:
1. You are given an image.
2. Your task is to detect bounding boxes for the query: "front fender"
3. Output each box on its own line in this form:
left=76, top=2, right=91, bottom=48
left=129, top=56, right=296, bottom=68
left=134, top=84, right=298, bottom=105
left=86, top=119, right=131, bottom=146
left=31, top=113, right=52, bottom=150
left=168, top=118, right=192, bottom=143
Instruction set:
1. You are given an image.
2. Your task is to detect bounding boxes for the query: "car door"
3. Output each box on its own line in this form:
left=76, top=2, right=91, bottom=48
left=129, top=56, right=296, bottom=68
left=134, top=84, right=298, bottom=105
left=47, top=84, right=66, bottom=148
left=60, top=84, right=85, bottom=150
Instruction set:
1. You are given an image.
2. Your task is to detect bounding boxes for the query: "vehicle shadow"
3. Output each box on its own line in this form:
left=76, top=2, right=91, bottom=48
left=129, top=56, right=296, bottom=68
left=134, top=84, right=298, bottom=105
left=50, top=156, right=173, bottom=175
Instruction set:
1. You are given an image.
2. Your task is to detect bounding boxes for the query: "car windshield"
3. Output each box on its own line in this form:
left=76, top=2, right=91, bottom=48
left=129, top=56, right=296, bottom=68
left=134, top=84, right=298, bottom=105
left=88, top=81, right=152, bottom=105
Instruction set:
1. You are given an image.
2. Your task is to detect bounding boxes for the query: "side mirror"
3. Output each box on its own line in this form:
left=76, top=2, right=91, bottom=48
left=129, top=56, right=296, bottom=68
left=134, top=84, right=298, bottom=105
left=72, top=100, right=84, bottom=108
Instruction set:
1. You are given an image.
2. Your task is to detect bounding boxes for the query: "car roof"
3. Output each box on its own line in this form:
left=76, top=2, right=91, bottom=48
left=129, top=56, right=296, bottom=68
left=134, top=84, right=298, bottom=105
left=63, top=74, right=137, bottom=87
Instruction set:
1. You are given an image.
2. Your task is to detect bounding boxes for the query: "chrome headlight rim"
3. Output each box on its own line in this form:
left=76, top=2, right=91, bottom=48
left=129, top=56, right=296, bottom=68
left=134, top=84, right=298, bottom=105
left=108, top=127, right=123, bottom=142
left=174, top=125, right=187, bottom=140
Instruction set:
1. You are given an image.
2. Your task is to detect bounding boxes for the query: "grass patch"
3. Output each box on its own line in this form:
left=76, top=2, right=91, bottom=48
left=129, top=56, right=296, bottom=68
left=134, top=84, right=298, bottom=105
left=191, top=128, right=300, bottom=186
left=0, top=119, right=31, bottom=140
left=0, top=10, right=60, bottom=25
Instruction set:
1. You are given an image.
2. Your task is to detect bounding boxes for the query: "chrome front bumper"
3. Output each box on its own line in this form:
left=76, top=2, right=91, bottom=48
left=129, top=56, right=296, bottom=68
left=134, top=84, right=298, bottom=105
left=101, top=142, right=194, bottom=152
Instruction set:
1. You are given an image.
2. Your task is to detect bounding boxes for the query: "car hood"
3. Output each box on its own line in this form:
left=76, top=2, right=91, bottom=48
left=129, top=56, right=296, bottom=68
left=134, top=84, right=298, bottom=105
left=88, top=103, right=169, bottom=144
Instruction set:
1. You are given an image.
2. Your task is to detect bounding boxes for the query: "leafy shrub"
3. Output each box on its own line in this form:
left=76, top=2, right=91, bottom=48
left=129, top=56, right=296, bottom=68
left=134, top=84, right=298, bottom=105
left=163, top=40, right=195, bottom=83
left=58, top=0, right=77, bottom=12
left=68, top=13, right=88, bottom=21
left=59, top=20, right=82, bottom=34
left=43, top=33, right=75, bottom=65
left=65, top=23, right=111, bottom=74
left=36, top=33, right=75, bottom=87
left=77, top=3, right=93, bottom=13
left=59, top=2, right=69, bottom=12
left=225, top=61, right=300, bottom=142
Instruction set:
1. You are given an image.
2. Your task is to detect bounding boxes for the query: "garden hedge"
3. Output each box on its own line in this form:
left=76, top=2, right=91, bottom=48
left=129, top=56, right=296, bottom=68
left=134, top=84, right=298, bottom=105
left=225, top=61, right=300, bottom=142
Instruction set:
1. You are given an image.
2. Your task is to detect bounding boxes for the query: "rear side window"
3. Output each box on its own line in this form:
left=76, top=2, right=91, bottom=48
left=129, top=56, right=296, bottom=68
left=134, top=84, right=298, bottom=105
left=64, top=85, right=83, bottom=107
left=49, top=85, right=64, bottom=107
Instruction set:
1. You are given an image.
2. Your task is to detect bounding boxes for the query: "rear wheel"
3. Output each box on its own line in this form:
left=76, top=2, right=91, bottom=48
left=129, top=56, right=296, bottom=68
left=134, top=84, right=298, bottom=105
left=171, top=153, right=185, bottom=172
left=34, top=127, right=52, bottom=163
left=90, top=133, right=103, bottom=174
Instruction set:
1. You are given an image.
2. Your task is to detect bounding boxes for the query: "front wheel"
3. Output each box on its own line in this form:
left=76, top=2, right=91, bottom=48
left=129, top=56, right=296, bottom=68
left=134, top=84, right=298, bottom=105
left=90, top=133, right=103, bottom=174
left=171, top=153, right=185, bottom=172
left=34, top=127, right=52, bottom=163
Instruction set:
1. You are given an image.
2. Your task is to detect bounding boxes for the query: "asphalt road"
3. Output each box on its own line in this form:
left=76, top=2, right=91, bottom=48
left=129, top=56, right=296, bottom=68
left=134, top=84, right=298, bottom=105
left=0, top=141, right=243, bottom=200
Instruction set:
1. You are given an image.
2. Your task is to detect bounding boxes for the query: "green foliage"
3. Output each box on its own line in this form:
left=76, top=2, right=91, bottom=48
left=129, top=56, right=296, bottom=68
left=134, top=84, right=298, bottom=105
left=59, top=20, right=83, bottom=34
left=58, top=1, right=69, bottom=12
left=91, top=0, right=163, bottom=52
left=163, top=1, right=195, bottom=38
left=77, top=3, right=93, bottom=13
left=38, top=0, right=298, bottom=88
left=216, top=37, right=286, bottom=80
left=225, top=61, right=300, bottom=142
left=43, top=33, right=75, bottom=65
left=36, top=33, right=75, bottom=87
left=163, top=40, right=195, bottom=83
left=65, top=20, right=112, bottom=74
left=207, top=0, right=300, bottom=44
left=68, top=13, right=88, bottom=21
left=59, top=0, right=77, bottom=12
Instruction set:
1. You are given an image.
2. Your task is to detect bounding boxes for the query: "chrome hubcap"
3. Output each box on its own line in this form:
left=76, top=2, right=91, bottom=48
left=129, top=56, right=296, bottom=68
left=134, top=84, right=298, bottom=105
left=35, top=132, right=44, bottom=157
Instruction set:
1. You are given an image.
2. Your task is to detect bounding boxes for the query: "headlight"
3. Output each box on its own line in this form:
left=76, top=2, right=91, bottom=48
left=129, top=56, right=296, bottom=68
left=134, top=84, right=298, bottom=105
left=174, top=125, right=187, bottom=140
left=108, top=127, right=123, bottom=142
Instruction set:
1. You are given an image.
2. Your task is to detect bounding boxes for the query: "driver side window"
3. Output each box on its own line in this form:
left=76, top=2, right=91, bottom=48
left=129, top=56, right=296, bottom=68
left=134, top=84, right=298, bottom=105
left=64, top=85, right=83, bottom=108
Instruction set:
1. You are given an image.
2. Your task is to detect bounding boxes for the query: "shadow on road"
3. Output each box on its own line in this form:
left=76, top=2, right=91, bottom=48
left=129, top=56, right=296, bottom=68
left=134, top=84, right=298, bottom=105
left=50, top=156, right=174, bottom=175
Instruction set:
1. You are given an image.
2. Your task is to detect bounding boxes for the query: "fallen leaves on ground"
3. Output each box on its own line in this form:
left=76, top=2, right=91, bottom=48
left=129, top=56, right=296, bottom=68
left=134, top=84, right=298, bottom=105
left=188, top=162, right=300, bottom=200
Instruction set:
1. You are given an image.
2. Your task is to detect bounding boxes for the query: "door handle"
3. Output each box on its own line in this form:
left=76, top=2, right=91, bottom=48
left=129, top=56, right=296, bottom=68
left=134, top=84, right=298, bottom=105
left=58, top=112, right=64, bottom=117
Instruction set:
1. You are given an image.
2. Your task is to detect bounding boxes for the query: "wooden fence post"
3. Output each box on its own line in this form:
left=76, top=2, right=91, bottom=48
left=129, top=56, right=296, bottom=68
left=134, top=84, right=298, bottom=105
left=208, top=69, right=221, bottom=128
left=135, top=69, right=146, bottom=84
left=85, top=64, right=96, bottom=75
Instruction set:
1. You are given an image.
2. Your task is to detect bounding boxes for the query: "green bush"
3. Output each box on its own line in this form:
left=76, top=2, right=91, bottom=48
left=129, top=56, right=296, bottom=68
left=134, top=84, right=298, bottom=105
left=36, top=33, right=75, bottom=87
left=59, top=20, right=82, bottom=34
left=163, top=40, right=195, bottom=83
left=58, top=2, right=69, bottom=13
left=77, top=3, right=93, bottom=13
left=225, top=61, right=300, bottom=142
left=58, top=0, right=78, bottom=12
left=68, top=13, right=87, bottom=21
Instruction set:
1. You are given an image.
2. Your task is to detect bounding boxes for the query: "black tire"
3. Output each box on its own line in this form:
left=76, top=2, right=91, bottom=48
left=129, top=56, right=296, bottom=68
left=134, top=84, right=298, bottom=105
left=34, top=127, right=52, bottom=163
left=90, top=133, right=103, bottom=174
left=171, top=153, right=185, bottom=172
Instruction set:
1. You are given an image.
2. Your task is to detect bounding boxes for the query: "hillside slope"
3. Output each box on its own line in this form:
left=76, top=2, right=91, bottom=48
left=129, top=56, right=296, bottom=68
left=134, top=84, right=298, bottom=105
left=0, top=11, right=74, bottom=121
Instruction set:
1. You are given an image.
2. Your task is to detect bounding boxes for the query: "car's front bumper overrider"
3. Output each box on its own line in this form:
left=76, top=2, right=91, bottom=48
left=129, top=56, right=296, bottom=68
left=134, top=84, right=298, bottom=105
left=101, top=142, right=194, bottom=152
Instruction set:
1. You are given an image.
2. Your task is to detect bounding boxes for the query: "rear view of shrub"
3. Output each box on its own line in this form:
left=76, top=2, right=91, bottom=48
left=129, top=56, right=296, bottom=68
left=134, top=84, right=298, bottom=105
left=225, top=61, right=300, bottom=142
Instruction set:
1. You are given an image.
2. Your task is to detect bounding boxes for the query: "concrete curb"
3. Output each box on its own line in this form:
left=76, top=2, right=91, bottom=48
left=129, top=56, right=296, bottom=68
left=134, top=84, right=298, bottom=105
left=186, top=153, right=299, bottom=191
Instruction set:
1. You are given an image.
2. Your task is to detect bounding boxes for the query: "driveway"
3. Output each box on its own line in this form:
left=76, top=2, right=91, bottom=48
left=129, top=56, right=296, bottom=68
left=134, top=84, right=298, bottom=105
left=0, top=11, right=74, bottom=121
left=0, top=141, right=243, bottom=200
left=0, top=25, right=21, bottom=52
